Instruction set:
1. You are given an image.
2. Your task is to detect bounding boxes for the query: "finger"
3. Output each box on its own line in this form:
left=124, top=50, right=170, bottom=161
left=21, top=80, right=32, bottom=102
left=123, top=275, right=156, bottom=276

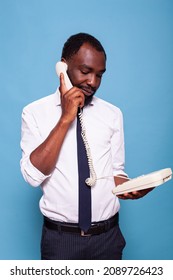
left=117, top=193, right=131, bottom=200
left=71, top=95, right=85, bottom=110
left=59, top=73, right=68, bottom=95
left=116, top=195, right=127, bottom=200
left=76, top=89, right=85, bottom=108
left=65, top=89, right=85, bottom=108
left=77, top=93, right=85, bottom=108
left=131, top=187, right=154, bottom=197
left=131, top=191, right=139, bottom=196
left=127, top=191, right=142, bottom=199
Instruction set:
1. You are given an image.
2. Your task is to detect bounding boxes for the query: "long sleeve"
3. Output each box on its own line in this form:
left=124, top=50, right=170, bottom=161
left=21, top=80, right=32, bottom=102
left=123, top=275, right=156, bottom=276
left=111, top=109, right=128, bottom=177
left=20, top=107, right=51, bottom=187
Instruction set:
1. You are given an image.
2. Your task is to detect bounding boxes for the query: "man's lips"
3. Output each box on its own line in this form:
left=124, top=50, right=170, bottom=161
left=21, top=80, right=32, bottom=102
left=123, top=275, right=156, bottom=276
left=81, top=87, right=95, bottom=97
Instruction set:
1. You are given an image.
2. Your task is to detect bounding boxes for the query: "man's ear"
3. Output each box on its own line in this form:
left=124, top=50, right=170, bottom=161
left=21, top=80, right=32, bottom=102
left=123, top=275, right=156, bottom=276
left=61, top=57, right=67, bottom=63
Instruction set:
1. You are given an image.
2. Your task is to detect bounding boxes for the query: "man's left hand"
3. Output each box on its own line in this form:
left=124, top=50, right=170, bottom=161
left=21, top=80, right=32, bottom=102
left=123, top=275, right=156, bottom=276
left=116, top=188, right=154, bottom=200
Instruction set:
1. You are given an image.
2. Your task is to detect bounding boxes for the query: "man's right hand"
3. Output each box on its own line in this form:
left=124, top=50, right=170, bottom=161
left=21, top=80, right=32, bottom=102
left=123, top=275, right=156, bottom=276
left=30, top=73, right=85, bottom=176
left=59, top=73, right=85, bottom=123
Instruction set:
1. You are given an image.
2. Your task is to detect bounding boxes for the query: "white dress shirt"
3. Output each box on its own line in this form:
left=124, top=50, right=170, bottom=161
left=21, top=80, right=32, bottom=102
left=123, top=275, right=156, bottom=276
left=20, top=89, right=127, bottom=223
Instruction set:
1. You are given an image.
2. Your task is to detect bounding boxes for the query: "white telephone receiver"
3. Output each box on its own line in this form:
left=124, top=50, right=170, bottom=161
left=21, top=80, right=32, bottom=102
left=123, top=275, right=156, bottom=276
left=55, top=61, right=97, bottom=187
left=56, top=61, right=73, bottom=91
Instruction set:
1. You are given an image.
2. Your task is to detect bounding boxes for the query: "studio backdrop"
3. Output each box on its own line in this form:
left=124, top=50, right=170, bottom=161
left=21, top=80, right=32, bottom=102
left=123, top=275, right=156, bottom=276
left=0, top=0, right=172, bottom=259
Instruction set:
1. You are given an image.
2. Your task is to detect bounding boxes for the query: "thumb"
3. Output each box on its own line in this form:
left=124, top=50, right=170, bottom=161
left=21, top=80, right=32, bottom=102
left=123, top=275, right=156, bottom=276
left=59, top=73, right=68, bottom=95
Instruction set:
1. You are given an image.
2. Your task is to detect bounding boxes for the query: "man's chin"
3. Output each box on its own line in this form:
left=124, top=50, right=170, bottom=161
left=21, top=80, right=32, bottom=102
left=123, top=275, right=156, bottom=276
left=84, top=94, right=94, bottom=106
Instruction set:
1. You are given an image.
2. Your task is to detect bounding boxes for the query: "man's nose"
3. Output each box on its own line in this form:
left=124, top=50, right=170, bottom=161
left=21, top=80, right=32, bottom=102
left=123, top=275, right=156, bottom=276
left=86, top=74, right=98, bottom=88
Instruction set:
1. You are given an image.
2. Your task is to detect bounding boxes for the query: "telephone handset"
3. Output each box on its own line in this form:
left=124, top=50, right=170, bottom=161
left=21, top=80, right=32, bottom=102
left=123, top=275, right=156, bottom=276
left=56, top=61, right=73, bottom=91
left=55, top=61, right=97, bottom=187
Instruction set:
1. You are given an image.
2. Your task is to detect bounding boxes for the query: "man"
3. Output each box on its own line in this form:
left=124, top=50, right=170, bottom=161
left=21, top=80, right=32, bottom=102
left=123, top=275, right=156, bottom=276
left=20, top=33, right=152, bottom=259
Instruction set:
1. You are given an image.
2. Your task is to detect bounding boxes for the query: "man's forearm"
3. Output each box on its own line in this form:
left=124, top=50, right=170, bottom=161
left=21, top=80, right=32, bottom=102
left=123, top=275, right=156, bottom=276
left=30, top=117, right=71, bottom=175
left=114, top=175, right=129, bottom=186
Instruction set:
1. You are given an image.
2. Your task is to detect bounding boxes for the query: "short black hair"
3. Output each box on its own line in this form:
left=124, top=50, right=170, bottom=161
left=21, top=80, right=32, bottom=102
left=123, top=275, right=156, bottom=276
left=61, top=32, right=106, bottom=60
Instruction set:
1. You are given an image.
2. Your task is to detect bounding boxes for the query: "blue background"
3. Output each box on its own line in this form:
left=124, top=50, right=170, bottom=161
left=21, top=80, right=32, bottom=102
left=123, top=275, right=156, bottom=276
left=0, top=0, right=172, bottom=260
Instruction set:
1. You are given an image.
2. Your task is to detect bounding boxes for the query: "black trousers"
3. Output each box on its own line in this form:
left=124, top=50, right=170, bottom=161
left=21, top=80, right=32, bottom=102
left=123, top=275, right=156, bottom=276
left=41, top=222, right=126, bottom=260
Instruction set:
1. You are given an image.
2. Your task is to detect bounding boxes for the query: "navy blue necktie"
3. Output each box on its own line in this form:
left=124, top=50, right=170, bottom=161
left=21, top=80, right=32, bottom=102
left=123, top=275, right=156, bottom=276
left=77, top=114, right=91, bottom=232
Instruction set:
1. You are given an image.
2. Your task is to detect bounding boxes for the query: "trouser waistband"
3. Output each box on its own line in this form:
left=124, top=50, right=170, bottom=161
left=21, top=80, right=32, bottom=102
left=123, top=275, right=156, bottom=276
left=44, top=213, right=119, bottom=236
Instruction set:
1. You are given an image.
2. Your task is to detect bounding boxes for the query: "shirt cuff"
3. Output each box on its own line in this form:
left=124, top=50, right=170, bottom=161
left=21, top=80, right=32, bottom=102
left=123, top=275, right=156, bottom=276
left=22, top=156, right=51, bottom=187
left=113, top=170, right=128, bottom=178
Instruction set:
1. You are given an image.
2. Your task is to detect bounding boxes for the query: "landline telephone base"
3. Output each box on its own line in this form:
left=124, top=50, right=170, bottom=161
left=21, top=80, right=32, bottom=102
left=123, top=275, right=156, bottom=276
left=112, top=168, right=172, bottom=195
